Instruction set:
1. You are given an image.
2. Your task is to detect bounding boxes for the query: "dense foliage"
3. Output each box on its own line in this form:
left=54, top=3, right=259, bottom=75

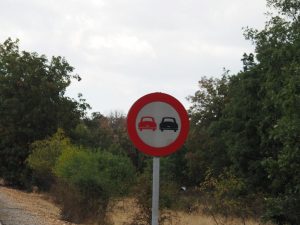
left=55, top=147, right=135, bottom=198
left=72, top=111, right=146, bottom=170
left=27, top=129, right=70, bottom=189
left=54, top=147, right=135, bottom=223
left=0, top=39, right=88, bottom=186
left=187, top=0, right=300, bottom=224
left=27, top=129, right=136, bottom=223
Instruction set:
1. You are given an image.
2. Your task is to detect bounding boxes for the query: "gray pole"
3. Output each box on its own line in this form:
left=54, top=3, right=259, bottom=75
left=151, top=157, right=160, bottom=225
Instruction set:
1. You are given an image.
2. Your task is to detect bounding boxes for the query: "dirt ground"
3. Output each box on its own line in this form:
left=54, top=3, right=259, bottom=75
left=0, top=186, right=77, bottom=225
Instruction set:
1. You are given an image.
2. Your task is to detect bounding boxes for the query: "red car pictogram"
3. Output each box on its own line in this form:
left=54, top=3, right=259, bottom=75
left=138, top=116, right=157, bottom=131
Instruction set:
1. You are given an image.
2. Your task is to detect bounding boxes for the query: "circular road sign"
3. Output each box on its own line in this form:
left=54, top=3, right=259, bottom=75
left=127, top=92, right=189, bottom=157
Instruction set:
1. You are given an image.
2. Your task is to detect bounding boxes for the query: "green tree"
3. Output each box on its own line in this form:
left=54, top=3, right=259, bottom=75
left=72, top=111, right=144, bottom=169
left=186, top=75, right=230, bottom=185
left=72, top=112, right=114, bottom=149
left=188, top=1, right=300, bottom=223
left=0, top=38, right=88, bottom=186
left=247, top=1, right=300, bottom=223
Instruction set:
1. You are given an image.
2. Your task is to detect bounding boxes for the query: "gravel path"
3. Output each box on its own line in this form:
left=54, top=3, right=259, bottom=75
left=0, top=192, right=42, bottom=225
left=0, top=187, right=76, bottom=225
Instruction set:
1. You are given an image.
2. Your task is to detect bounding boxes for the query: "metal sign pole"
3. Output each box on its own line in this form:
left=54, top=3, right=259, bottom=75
left=151, top=157, right=160, bottom=225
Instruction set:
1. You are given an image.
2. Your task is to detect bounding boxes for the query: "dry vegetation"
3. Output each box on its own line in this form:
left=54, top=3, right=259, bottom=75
left=108, top=198, right=264, bottom=225
left=0, top=186, right=266, bottom=225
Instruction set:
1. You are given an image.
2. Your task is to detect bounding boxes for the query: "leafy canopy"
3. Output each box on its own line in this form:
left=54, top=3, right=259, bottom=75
left=0, top=38, right=88, bottom=186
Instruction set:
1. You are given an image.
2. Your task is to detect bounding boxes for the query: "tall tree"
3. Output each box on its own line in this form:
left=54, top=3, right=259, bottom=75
left=188, top=0, right=300, bottom=223
left=0, top=38, right=88, bottom=186
left=186, top=75, right=230, bottom=185
left=248, top=1, right=300, bottom=223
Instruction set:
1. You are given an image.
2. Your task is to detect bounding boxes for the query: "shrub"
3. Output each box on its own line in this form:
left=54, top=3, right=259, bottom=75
left=27, top=129, right=70, bottom=189
left=129, top=159, right=179, bottom=225
left=53, top=147, right=135, bottom=223
left=198, top=169, right=264, bottom=225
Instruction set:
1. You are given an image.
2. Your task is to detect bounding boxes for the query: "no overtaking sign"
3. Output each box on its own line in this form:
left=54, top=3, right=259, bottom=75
left=127, top=92, right=189, bottom=157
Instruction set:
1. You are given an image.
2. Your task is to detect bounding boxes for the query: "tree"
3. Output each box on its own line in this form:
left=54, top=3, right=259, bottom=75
left=246, top=1, right=300, bottom=223
left=186, top=75, right=230, bottom=185
left=188, top=0, right=300, bottom=223
left=72, top=112, right=114, bottom=149
left=72, top=111, right=144, bottom=169
left=0, top=38, right=88, bottom=186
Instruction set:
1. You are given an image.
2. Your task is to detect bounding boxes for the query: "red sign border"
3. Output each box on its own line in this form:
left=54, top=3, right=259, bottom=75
left=127, top=92, right=189, bottom=157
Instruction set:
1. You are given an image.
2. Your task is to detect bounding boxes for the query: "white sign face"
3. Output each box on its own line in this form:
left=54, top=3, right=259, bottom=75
left=135, top=102, right=181, bottom=148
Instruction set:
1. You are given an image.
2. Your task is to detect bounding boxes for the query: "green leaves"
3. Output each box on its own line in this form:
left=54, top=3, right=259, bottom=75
left=186, top=1, right=300, bottom=224
left=27, top=129, right=70, bottom=188
left=0, top=38, right=87, bottom=186
left=267, top=0, right=300, bottom=18
left=26, top=127, right=136, bottom=223
left=54, top=148, right=135, bottom=197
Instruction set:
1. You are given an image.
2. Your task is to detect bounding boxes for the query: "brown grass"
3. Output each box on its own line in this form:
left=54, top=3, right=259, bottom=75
left=108, top=198, right=264, bottom=225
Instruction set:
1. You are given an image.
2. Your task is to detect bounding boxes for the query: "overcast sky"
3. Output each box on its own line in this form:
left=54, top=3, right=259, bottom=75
left=0, top=0, right=268, bottom=115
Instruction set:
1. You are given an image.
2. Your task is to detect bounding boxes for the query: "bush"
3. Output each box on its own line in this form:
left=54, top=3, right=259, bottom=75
left=198, top=169, right=264, bottom=225
left=53, top=147, right=135, bottom=223
left=129, top=159, right=179, bottom=225
left=263, top=194, right=300, bottom=225
left=27, top=129, right=70, bottom=189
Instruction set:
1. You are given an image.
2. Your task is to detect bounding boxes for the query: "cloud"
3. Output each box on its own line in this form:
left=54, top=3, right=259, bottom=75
left=0, top=0, right=268, bottom=113
left=86, top=34, right=156, bottom=58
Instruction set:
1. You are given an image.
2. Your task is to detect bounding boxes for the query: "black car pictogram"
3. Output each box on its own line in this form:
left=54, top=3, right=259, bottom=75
left=159, top=117, right=178, bottom=132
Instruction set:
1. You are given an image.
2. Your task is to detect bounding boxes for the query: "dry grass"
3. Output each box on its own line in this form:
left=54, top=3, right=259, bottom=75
left=107, top=198, right=138, bottom=225
left=108, top=198, right=264, bottom=225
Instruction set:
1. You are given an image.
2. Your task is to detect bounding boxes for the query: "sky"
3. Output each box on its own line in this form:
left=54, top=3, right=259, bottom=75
left=0, top=0, right=268, bottom=115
